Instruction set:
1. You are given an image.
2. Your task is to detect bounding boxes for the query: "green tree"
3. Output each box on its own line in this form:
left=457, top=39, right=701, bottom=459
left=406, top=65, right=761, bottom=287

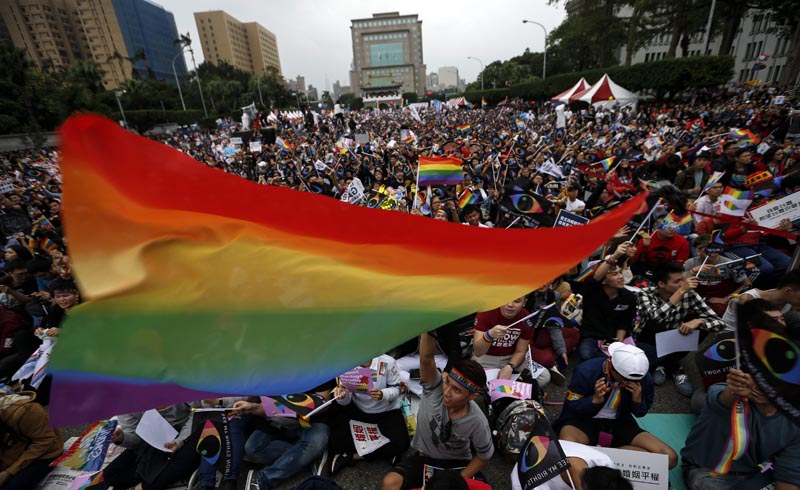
left=548, top=0, right=627, bottom=70
left=320, top=90, right=334, bottom=108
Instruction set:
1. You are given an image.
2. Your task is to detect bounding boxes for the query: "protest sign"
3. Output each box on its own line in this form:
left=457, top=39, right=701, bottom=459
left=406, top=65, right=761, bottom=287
left=695, top=332, right=737, bottom=384
left=595, top=447, right=669, bottom=490
left=249, top=140, right=262, bottom=153
left=349, top=420, right=390, bottom=457
left=554, top=209, right=590, bottom=227
left=489, top=379, right=533, bottom=402
left=51, top=420, right=118, bottom=472
left=135, top=409, right=177, bottom=452
left=355, top=133, right=370, bottom=144
left=340, top=177, right=365, bottom=204
left=192, top=410, right=234, bottom=478
left=260, top=393, right=325, bottom=418
left=340, top=366, right=373, bottom=393
left=0, top=180, right=15, bottom=194
left=748, top=192, right=800, bottom=229
left=229, top=137, right=243, bottom=145
left=656, top=329, right=699, bottom=358
left=517, top=416, right=570, bottom=490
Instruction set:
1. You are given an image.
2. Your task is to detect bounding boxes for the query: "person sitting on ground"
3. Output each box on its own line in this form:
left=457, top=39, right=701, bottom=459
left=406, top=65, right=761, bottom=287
left=0, top=391, right=62, bottom=490
left=575, top=241, right=637, bottom=361
left=233, top=380, right=337, bottom=490
left=511, top=440, right=618, bottom=490
left=525, top=282, right=580, bottom=381
left=630, top=219, right=690, bottom=276
left=581, top=466, right=633, bottom=490
left=96, top=404, right=199, bottom=490
left=634, top=262, right=725, bottom=397
left=681, top=306, right=800, bottom=489
left=721, top=268, right=800, bottom=331
left=472, top=296, right=550, bottom=389
left=327, top=354, right=410, bottom=475
left=382, top=332, right=493, bottom=490
left=683, top=236, right=751, bottom=317
left=555, top=342, right=678, bottom=469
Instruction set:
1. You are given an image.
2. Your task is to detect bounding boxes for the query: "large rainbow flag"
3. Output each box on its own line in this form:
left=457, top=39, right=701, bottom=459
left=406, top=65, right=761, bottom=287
left=51, top=115, right=645, bottom=425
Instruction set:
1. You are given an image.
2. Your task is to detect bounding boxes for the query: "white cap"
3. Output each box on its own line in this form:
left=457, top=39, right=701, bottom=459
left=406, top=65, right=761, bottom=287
left=608, top=342, right=649, bottom=380
left=257, top=161, right=267, bottom=167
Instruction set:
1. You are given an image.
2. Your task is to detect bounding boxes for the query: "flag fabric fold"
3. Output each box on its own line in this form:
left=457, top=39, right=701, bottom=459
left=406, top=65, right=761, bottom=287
left=51, top=115, right=645, bottom=426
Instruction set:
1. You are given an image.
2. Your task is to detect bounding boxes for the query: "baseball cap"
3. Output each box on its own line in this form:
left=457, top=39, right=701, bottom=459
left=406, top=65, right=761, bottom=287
left=608, top=342, right=649, bottom=380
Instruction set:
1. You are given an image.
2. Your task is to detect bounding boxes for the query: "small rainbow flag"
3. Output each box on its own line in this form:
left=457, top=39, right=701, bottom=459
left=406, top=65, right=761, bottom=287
left=457, top=188, right=477, bottom=209
left=481, top=97, right=488, bottom=108
left=49, top=115, right=645, bottom=425
left=663, top=211, right=693, bottom=228
left=516, top=119, right=526, bottom=130
left=456, top=124, right=471, bottom=133
left=723, top=187, right=754, bottom=201
left=276, top=137, right=292, bottom=151
left=576, top=261, right=601, bottom=282
left=418, top=156, right=464, bottom=186
left=594, top=156, right=615, bottom=172
left=728, top=129, right=760, bottom=145
left=702, top=171, right=726, bottom=193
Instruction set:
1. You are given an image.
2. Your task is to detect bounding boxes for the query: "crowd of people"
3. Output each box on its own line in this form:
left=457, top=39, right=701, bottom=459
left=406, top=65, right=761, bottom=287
left=1, top=81, right=800, bottom=490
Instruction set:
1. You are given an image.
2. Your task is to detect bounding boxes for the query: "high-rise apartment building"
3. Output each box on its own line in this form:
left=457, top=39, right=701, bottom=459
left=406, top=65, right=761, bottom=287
left=437, top=66, right=458, bottom=89
left=0, top=0, right=187, bottom=88
left=0, top=0, right=89, bottom=70
left=287, top=75, right=305, bottom=93
left=194, top=10, right=281, bottom=75
left=349, top=12, right=426, bottom=97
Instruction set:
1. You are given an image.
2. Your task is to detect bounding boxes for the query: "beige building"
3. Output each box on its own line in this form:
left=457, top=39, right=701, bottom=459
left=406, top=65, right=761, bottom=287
left=349, top=12, right=426, bottom=98
left=0, top=0, right=88, bottom=70
left=1, top=0, right=187, bottom=89
left=194, top=10, right=281, bottom=75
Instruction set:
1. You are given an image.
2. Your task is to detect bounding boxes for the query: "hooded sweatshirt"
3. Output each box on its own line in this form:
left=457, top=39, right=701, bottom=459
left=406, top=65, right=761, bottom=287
left=0, top=392, right=63, bottom=476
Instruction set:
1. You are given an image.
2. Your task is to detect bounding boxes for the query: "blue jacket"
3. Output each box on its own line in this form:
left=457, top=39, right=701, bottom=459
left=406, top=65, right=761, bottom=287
left=555, top=357, right=654, bottom=428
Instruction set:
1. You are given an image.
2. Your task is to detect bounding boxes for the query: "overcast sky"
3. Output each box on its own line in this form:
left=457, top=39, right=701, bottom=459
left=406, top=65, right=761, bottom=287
left=159, top=0, right=566, bottom=92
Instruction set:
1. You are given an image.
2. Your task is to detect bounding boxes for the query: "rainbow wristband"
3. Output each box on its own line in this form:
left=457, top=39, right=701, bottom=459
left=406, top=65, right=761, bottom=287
left=483, top=331, right=494, bottom=343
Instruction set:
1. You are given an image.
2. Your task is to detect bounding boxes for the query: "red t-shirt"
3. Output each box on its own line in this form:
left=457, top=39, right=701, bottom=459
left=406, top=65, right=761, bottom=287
left=474, top=307, right=535, bottom=356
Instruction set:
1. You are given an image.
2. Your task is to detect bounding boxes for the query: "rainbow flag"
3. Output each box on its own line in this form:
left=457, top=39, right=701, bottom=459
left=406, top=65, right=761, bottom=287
left=663, top=211, right=693, bottom=227
left=515, top=119, right=526, bottom=130
left=481, top=97, right=488, bottom=109
left=276, top=137, right=292, bottom=151
left=594, top=156, right=615, bottom=172
left=49, top=115, right=644, bottom=425
left=702, top=171, right=725, bottom=193
left=456, top=124, right=471, bottom=133
left=728, top=129, right=759, bottom=145
left=457, top=188, right=477, bottom=209
left=417, top=157, right=464, bottom=186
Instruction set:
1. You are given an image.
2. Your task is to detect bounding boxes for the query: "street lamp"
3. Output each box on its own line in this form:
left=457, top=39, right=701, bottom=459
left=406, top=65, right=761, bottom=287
left=522, top=20, right=548, bottom=79
left=114, top=90, right=128, bottom=129
left=171, top=51, right=186, bottom=110
left=467, top=56, right=484, bottom=91
left=187, top=46, right=208, bottom=118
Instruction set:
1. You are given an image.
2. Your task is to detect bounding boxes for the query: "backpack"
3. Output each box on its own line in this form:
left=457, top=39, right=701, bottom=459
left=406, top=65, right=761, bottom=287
left=494, top=398, right=545, bottom=458
left=293, top=476, right=344, bottom=490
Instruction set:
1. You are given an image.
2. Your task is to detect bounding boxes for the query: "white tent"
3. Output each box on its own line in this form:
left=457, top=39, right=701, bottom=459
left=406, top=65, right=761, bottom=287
left=550, top=78, right=590, bottom=104
left=569, top=74, right=638, bottom=108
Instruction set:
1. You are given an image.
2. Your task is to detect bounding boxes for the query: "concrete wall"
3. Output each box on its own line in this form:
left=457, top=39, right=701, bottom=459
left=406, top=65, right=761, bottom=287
left=0, top=133, right=59, bottom=152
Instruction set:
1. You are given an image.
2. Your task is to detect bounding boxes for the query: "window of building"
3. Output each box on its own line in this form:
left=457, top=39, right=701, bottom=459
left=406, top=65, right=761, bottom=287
left=773, top=65, right=781, bottom=82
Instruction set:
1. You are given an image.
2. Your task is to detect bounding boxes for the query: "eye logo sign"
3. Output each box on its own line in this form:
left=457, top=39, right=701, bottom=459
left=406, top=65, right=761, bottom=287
left=520, top=435, right=551, bottom=472
left=196, top=419, right=222, bottom=464
left=751, top=329, right=800, bottom=385
left=704, top=338, right=738, bottom=362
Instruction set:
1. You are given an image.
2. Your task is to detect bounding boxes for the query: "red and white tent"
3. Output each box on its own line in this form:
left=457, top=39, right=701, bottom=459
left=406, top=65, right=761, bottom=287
left=550, top=78, right=590, bottom=104
left=569, top=74, right=638, bottom=107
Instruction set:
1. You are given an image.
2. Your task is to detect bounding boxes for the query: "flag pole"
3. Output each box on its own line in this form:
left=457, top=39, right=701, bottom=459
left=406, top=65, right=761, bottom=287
left=506, top=216, right=521, bottom=228
left=694, top=255, right=710, bottom=278
left=565, top=468, right=578, bottom=490
left=633, top=198, right=663, bottom=238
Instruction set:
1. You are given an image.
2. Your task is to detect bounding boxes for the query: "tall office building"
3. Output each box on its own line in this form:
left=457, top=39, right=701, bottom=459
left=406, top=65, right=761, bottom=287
left=194, top=10, right=281, bottom=75
left=437, top=66, right=458, bottom=89
left=287, top=75, right=305, bottom=93
left=0, top=0, right=187, bottom=88
left=76, top=0, right=187, bottom=87
left=349, top=12, right=426, bottom=98
left=0, top=0, right=89, bottom=70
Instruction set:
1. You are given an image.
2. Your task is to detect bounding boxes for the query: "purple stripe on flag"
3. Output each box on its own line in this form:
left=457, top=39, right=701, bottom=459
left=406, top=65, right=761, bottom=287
left=51, top=371, right=226, bottom=427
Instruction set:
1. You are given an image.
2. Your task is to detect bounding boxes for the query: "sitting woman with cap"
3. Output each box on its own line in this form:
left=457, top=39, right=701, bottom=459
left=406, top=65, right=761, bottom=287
left=554, top=342, right=678, bottom=468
